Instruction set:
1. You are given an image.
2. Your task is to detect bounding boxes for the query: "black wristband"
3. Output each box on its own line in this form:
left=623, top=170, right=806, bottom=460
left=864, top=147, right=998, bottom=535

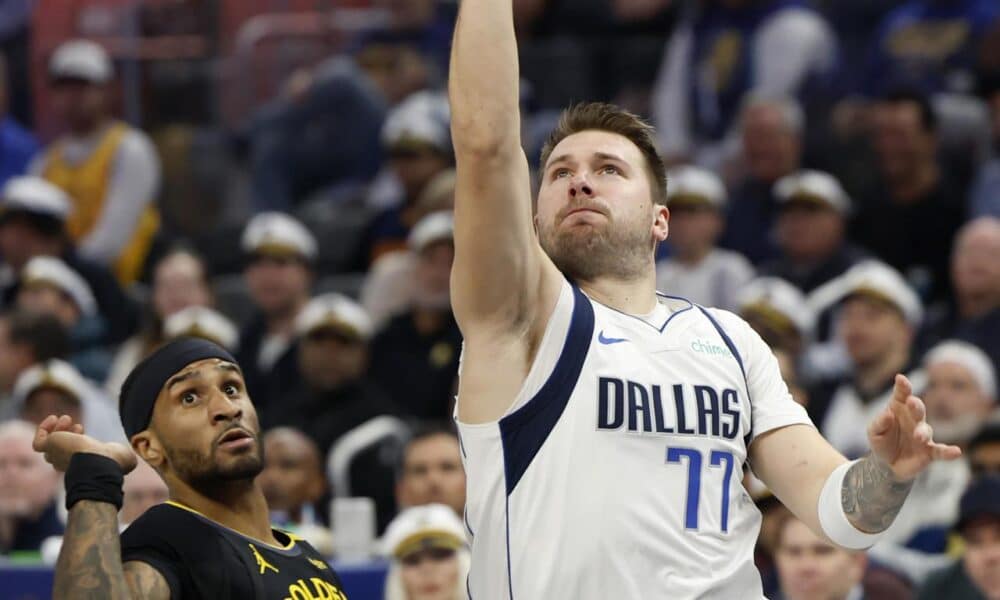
left=65, top=452, right=125, bottom=511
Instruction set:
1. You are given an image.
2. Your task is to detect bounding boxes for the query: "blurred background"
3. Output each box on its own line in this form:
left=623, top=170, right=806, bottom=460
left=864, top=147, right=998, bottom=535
left=0, top=0, right=999, bottom=599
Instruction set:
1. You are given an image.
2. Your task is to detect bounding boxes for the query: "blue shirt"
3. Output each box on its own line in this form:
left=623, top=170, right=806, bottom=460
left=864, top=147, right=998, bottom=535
left=864, top=0, right=1000, bottom=95
left=0, top=116, right=38, bottom=188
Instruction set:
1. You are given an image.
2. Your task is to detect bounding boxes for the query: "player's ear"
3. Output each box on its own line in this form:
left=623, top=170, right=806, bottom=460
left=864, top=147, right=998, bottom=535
left=652, top=203, right=669, bottom=242
left=131, top=430, right=164, bottom=468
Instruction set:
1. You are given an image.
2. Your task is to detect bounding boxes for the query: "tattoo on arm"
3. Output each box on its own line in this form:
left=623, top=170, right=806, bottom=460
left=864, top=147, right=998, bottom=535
left=123, top=561, right=171, bottom=599
left=841, top=455, right=914, bottom=534
left=52, top=500, right=131, bottom=600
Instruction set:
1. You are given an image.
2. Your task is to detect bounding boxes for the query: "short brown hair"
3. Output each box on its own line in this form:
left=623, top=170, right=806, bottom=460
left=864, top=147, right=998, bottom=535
left=539, top=102, right=667, bottom=205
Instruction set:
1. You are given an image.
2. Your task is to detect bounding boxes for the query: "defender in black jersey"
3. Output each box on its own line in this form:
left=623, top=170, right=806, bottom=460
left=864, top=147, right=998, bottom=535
left=32, top=338, right=348, bottom=599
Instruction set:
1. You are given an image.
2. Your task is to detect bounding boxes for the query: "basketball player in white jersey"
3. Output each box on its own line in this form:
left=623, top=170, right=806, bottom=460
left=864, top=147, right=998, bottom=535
left=447, top=2, right=963, bottom=599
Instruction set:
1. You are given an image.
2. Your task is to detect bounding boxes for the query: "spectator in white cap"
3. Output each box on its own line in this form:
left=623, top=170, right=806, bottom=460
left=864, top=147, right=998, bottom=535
left=362, top=91, right=453, bottom=265
left=815, top=261, right=925, bottom=459
left=104, top=247, right=214, bottom=396
left=16, top=256, right=112, bottom=382
left=0, top=54, right=40, bottom=190
left=236, top=212, right=317, bottom=415
left=269, top=293, right=397, bottom=455
left=370, top=211, right=462, bottom=419
left=274, top=293, right=400, bottom=530
left=0, top=175, right=140, bottom=344
left=32, top=39, right=161, bottom=284
left=11, top=358, right=123, bottom=443
left=655, top=166, right=754, bottom=312
left=0, top=311, right=69, bottom=422
left=737, top=277, right=814, bottom=358
left=381, top=503, right=470, bottom=600
left=361, top=170, right=457, bottom=329
left=759, top=170, right=870, bottom=294
left=922, top=341, right=997, bottom=447
left=162, top=306, right=238, bottom=351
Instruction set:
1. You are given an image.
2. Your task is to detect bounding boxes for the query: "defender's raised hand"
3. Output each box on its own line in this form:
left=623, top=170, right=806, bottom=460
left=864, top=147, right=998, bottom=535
left=867, top=374, right=963, bottom=481
left=32, top=414, right=137, bottom=474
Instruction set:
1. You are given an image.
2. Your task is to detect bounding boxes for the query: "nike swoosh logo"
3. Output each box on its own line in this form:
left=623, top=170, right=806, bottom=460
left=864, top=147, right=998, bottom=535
left=598, top=331, right=629, bottom=345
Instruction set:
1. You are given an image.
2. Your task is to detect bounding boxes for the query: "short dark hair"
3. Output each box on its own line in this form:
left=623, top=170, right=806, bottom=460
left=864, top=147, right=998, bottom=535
left=397, top=421, right=459, bottom=477
left=881, top=89, right=937, bottom=133
left=0, top=211, right=65, bottom=239
left=3, top=310, right=69, bottom=361
left=539, top=102, right=667, bottom=205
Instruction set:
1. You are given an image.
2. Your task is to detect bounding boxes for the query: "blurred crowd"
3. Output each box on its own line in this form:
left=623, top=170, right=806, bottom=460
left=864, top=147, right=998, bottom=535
left=0, top=0, right=999, bottom=599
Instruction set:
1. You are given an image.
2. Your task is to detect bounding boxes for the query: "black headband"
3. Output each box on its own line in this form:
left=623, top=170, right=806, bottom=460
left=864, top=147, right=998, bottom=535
left=119, top=337, right=238, bottom=438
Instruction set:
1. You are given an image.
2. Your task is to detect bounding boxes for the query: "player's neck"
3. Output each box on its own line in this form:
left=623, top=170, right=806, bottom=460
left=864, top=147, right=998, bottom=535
left=578, top=274, right=658, bottom=314
left=169, top=480, right=278, bottom=546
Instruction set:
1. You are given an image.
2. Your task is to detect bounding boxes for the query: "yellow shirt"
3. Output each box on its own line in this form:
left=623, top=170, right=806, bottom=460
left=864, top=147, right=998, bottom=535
left=42, top=121, right=159, bottom=284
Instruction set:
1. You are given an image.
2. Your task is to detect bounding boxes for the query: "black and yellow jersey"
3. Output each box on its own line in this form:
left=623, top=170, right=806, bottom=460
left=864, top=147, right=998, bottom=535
left=120, top=500, right=347, bottom=600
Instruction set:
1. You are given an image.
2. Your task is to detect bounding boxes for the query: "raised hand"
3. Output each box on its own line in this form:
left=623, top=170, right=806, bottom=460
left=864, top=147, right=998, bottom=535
left=867, top=374, right=963, bottom=482
left=32, top=414, right=137, bottom=474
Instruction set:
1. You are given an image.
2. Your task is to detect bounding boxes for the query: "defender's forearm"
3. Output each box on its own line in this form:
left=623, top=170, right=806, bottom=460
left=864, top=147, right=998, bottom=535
left=840, top=455, right=913, bottom=534
left=449, top=0, right=521, bottom=148
left=53, top=500, right=131, bottom=600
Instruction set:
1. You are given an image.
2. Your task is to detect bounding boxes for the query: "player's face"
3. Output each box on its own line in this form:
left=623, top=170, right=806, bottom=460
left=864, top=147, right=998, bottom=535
left=775, top=519, right=865, bottom=600
left=964, top=518, right=1000, bottom=599
left=923, top=361, right=993, bottom=444
left=398, top=434, right=466, bottom=515
left=144, top=359, right=264, bottom=489
left=399, top=547, right=461, bottom=600
left=536, top=130, right=667, bottom=282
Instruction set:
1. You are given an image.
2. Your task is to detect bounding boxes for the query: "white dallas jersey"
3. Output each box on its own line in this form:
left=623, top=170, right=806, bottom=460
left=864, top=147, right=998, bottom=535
left=456, top=280, right=812, bottom=599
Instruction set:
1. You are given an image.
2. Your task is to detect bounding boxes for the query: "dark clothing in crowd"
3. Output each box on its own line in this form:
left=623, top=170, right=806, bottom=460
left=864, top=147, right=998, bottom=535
left=721, top=178, right=781, bottom=265
left=269, top=378, right=399, bottom=457
left=917, top=560, right=988, bottom=600
left=1, top=501, right=63, bottom=555
left=0, top=116, right=38, bottom=188
left=369, top=311, right=462, bottom=420
left=849, top=176, right=965, bottom=303
left=235, top=315, right=300, bottom=422
left=759, top=242, right=870, bottom=294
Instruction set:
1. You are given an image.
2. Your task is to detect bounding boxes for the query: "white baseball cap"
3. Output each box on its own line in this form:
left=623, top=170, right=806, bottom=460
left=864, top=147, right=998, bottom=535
left=49, top=39, right=113, bottom=83
left=408, top=211, right=454, bottom=253
left=163, top=306, right=239, bottom=351
left=382, top=91, right=451, bottom=154
left=295, top=293, right=373, bottom=341
left=0, top=176, right=72, bottom=221
left=380, top=504, right=467, bottom=559
left=666, top=165, right=727, bottom=209
left=737, top=277, right=815, bottom=339
left=241, top=212, right=317, bottom=261
left=923, top=340, right=997, bottom=400
left=12, top=359, right=87, bottom=407
left=834, top=261, right=924, bottom=326
left=21, top=256, right=97, bottom=317
left=773, top=170, right=851, bottom=215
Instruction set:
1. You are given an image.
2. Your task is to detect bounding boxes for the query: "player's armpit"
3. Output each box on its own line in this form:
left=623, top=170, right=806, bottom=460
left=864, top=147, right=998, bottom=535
left=748, top=424, right=846, bottom=538
left=123, top=561, right=172, bottom=600
left=53, top=500, right=132, bottom=600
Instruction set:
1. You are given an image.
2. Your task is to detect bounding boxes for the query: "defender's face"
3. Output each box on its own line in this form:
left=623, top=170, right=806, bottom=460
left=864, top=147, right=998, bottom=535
left=144, top=359, right=263, bottom=488
left=536, top=131, right=666, bottom=281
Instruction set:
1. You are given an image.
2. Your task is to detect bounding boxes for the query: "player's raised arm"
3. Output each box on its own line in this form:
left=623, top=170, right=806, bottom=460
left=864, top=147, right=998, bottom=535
left=32, top=415, right=169, bottom=600
left=448, top=0, right=559, bottom=336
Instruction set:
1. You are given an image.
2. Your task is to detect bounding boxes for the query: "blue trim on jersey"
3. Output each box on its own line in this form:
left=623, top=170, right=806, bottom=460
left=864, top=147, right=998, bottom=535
left=499, top=283, right=594, bottom=496
left=697, top=306, right=754, bottom=446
